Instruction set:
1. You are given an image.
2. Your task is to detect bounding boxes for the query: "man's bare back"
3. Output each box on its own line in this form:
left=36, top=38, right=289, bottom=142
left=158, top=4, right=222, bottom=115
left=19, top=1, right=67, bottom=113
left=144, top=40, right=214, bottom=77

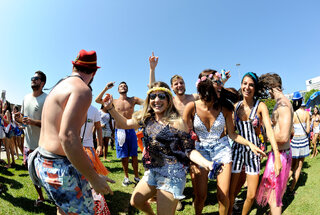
left=39, top=76, right=91, bottom=156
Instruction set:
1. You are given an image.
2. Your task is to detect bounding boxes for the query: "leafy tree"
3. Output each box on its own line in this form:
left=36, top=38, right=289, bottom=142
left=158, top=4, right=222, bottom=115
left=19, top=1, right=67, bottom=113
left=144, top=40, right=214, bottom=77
left=304, top=89, right=319, bottom=103
left=261, top=98, right=276, bottom=116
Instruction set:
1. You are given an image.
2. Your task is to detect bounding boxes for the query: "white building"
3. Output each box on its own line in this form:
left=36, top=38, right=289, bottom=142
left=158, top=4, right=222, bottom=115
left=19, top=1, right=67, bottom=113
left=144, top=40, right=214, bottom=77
left=306, top=76, right=320, bottom=91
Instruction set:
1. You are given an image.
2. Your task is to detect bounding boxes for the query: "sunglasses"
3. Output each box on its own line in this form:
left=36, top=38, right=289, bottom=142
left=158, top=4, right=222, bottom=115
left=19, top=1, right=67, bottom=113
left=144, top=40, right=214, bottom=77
left=149, top=93, right=166, bottom=100
left=212, top=79, right=223, bottom=86
left=31, top=77, right=41, bottom=81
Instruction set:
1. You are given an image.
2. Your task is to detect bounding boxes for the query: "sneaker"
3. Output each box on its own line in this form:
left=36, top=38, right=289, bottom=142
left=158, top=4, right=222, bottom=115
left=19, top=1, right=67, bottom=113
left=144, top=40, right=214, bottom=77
left=134, top=177, right=140, bottom=183
left=122, top=177, right=131, bottom=186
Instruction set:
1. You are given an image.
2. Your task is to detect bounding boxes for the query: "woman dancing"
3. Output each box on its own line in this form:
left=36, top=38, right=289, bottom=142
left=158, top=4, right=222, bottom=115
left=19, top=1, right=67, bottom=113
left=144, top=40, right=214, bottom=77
left=104, top=81, right=214, bottom=215
left=288, top=92, right=310, bottom=194
left=183, top=70, right=266, bottom=215
left=228, top=72, right=282, bottom=215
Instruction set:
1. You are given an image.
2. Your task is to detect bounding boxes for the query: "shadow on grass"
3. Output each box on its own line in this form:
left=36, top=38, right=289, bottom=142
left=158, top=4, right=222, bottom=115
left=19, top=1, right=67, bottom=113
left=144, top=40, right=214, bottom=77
left=0, top=166, right=14, bottom=176
left=0, top=175, right=23, bottom=189
left=0, top=192, right=56, bottom=214
left=282, top=171, right=308, bottom=213
left=105, top=190, right=133, bottom=214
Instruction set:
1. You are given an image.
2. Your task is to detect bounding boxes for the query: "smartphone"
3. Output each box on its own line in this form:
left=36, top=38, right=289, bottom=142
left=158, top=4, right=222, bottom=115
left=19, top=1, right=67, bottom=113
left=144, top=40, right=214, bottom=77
left=107, top=83, right=114, bottom=88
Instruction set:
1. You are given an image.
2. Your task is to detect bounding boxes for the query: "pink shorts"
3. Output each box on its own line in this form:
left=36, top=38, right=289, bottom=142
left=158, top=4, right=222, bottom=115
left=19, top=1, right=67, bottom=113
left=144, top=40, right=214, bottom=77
left=256, top=148, right=292, bottom=207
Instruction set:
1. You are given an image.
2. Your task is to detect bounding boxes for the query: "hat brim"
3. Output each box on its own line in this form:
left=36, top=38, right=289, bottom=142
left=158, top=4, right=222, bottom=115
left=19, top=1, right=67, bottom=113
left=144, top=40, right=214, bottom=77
left=292, top=97, right=303, bottom=101
left=72, top=61, right=100, bottom=69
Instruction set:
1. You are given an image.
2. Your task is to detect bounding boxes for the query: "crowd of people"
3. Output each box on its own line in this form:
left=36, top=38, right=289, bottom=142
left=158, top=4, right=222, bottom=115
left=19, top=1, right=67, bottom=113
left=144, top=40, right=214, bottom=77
left=0, top=50, right=319, bottom=215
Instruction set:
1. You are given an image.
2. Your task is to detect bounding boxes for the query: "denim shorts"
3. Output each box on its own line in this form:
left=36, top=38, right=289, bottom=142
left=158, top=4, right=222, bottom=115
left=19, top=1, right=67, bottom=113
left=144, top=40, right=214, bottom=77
left=196, top=136, right=232, bottom=166
left=142, top=164, right=187, bottom=200
left=34, top=154, right=94, bottom=214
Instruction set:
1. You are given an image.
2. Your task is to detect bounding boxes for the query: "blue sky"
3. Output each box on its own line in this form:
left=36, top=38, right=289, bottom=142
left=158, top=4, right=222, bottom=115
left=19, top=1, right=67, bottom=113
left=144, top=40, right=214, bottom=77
left=1, top=1, right=319, bottom=109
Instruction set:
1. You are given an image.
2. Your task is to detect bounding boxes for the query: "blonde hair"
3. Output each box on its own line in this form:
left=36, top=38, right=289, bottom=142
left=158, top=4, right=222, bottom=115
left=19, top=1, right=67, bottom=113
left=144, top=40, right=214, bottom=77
left=133, top=81, right=184, bottom=129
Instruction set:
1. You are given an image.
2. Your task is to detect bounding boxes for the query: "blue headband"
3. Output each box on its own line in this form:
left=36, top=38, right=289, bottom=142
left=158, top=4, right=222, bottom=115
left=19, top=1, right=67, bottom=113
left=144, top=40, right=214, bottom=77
left=242, top=72, right=258, bottom=85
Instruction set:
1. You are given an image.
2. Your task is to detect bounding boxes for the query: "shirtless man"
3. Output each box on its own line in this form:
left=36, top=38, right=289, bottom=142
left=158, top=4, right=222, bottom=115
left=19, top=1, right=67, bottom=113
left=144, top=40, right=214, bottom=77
left=256, top=73, right=293, bottom=215
left=149, top=52, right=230, bottom=115
left=148, top=52, right=198, bottom=115
left=33, top=50, right=113, bottom=214
left=96, top=81, right=143, bottom=186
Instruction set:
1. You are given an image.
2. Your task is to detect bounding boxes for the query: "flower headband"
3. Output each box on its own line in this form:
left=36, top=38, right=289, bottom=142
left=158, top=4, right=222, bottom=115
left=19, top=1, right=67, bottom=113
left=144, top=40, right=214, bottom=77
left=147, top=87, right=173, bottom=97
left=195, top=73, right=223, bottom=87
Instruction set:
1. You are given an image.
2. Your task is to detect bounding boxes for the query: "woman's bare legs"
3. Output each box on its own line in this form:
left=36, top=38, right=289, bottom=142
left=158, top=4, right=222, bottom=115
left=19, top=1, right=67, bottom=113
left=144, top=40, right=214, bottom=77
left=311, top=133, right=318, bottom=158
left=241, top=174, right=259, bottom=215
left=191, top=165, right=209, bottom=215
left=157, top=189, right=179, bottom=215
left=289, top=158, right=305, bottom=192
left=102, top=137, right=110, bottom=161
left=216, top=163, right=232, bottom=215
left=228, top=172, right=241, bottom=215
left=130, top=179, right=157, bottom=215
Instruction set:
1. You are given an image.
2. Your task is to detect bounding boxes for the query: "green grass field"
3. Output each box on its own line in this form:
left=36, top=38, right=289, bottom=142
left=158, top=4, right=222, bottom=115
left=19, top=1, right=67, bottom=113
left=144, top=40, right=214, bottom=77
left=0, top=145, right=319, bottom=215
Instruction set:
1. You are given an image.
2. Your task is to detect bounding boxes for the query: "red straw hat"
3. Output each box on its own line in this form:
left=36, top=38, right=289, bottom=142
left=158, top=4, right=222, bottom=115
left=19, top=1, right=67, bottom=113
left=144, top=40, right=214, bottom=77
left=72, top=49, right=100, bottom=70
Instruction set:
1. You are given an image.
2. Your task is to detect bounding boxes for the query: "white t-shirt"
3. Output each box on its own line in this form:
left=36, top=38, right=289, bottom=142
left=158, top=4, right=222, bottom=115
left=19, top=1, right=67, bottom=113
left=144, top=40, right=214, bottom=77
left=99, top=110, right=111, bottom=130
left=80, top=105, right=101, bottom=147
left=21, top=92, right=47, bottom=150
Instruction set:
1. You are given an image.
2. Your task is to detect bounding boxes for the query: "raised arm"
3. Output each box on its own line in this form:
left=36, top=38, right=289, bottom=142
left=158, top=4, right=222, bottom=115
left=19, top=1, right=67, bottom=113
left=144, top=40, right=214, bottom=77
left=95, top=82, right=115, bottom=105
left=260, top=102, right=282, bottom=176
left=224, top=108, right=266, bottom=157
left=134, top=97, right=144, bottom=106
left=104, top=96, right=140, bottom=130
left=148, top=51, right=158, bottom=88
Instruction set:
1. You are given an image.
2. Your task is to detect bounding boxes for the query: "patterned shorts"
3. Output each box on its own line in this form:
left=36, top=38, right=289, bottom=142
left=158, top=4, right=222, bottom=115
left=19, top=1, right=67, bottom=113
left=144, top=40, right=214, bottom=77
left=34, top=154, right=94, bottom=214
left=23, top=147, right=34, bottom=166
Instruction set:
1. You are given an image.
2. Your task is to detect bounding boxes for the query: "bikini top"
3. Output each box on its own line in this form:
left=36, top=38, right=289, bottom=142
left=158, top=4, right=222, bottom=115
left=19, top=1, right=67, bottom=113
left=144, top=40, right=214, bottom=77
left=235, top=100, right=260, bottom=129
left=193, top=103, right=225, bottom=143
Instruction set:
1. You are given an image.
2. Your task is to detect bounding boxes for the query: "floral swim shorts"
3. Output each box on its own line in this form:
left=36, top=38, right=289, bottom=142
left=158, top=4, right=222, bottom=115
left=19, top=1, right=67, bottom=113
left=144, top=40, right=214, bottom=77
left=34, top=153, right=94, bottom=214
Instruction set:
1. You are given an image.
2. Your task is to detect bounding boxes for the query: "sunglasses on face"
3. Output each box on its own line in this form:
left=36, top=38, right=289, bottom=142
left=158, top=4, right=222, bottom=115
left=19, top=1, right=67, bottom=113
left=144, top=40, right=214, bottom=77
left=212, top=79, right=223, bottom=86
left=149, top=93, right=166, bottom=100
left=31, top=77, right=41, bottom=81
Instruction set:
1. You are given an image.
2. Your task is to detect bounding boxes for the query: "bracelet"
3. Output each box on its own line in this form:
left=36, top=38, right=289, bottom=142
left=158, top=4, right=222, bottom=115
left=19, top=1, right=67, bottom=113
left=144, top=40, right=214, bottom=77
left=107, top=104, right=114, bottom=111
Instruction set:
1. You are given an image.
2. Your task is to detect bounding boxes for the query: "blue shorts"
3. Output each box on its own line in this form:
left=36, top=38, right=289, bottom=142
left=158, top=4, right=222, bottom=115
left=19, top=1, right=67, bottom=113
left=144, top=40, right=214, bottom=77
left=142, top=164, right=187, bottom=200
left=34, top=154, right=94, bottom=214
left=195, top=136, right=232, bottom=166
left=116, top=129, right=138, bottom=158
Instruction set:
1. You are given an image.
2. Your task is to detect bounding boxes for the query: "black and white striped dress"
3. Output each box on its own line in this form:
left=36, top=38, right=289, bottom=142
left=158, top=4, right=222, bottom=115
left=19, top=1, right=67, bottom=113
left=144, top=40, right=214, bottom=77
left=232, top=100, right=261, bottom=175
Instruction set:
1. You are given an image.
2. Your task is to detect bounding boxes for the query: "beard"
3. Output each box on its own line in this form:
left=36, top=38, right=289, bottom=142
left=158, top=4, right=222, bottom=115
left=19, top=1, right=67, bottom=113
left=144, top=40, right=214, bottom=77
left=174, top=88, right=185, bottom=96
left=31, top=84, right=40, bottom=91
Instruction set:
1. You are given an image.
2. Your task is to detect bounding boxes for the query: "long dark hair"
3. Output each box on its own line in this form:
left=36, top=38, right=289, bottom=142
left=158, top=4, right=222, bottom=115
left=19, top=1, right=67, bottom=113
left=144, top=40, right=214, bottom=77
left=197, top=69, right=237, bottom=111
